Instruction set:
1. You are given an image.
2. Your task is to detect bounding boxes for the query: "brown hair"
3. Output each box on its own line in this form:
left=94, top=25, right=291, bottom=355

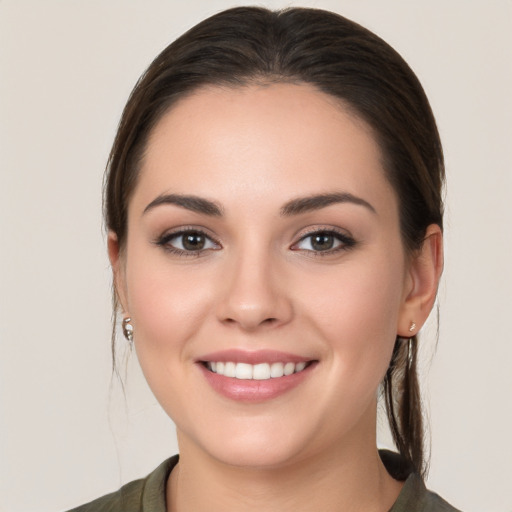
left=105, top=6, right=444, bottom=477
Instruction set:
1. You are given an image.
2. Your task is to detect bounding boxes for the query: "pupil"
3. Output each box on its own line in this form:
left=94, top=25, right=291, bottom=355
left=183, top=233, right=205, bottom=250
left=312, top=234, right=333, bottom=251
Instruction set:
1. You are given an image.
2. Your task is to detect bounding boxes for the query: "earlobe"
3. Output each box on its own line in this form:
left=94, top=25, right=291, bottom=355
left=397, top=224, right=443, bottom=337
left=107, top=231, right=129, bottom=314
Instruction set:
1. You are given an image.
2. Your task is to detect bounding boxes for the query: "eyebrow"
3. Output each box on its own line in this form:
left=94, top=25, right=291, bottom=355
left=143, top=194, right=223, bottom=216
left=280, top=192, right=376, bottom=216
left=143, top=191, right=376, bottom=217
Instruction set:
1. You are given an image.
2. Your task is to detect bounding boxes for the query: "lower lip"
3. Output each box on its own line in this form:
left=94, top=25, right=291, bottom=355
left=199, top=362, right=316, bottom=403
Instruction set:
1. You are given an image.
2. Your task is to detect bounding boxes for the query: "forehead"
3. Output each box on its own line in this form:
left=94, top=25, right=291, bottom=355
left=133, top=83, right=397, bottom=218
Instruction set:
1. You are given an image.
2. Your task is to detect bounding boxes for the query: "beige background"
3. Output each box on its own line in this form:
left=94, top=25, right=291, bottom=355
left=1, top=1, right=511, bottom=511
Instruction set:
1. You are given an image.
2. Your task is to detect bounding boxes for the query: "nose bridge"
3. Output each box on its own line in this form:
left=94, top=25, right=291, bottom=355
left=217, top=237, right=292, bottom=330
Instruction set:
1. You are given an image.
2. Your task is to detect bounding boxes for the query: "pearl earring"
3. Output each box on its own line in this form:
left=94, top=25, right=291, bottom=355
left=122, top=317, right=134, bottom=343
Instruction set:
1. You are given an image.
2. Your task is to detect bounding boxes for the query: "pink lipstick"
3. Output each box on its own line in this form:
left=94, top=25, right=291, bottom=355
left=197, top=350, right=317, bottom=402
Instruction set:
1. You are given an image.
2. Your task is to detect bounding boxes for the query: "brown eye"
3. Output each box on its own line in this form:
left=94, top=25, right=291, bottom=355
left=157, top=229, right=220, bottom=254
left=182, top=232, right=206, bottom=250
left=293, top=230, right=356, bottom=254
left=310, top=233, right=335, bottom=251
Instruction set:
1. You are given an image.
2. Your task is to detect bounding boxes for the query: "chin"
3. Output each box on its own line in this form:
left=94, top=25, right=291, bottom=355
left=179, top=418, right=316, bottom=470
left=210, top=439, right=306, bottom=470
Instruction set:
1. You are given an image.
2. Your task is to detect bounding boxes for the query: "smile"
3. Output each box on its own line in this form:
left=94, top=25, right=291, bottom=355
left=198, top=350, right=317, bottom=402
left=205, top=361, right=308, bottom=380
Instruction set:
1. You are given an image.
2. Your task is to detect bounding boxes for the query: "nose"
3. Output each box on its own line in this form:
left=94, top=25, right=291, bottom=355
left=216, top=249, right=293, bottom=331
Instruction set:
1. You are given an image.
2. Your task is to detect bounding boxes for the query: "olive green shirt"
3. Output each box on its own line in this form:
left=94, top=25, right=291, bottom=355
left=67, top=452, right=461, bottom=511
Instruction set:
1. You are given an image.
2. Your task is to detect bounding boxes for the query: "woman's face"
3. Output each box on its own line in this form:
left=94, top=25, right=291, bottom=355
left=114, top=83, right=416, bottom=468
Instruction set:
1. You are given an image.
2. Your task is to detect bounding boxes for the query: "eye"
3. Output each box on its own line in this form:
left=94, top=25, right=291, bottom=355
left=156, top=229, right=220, bottom=255
left=292, top=230, right=356, bottom=253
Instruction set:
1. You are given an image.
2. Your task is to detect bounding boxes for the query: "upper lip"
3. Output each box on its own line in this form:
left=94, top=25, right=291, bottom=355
left=197, top=349, right=313, bottom=365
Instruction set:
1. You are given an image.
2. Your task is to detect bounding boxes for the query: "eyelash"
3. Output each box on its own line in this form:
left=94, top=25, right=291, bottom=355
left=155, top=228, right=221, bottom=257
left=291, top=228, right=356, bottom=257
left=154, top=227, right=356, bottom=257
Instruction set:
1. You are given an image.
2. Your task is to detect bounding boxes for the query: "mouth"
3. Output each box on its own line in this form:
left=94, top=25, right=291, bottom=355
left=197, top=350, right=318, bottom=402
left=202, top=360, right=311, bottom=380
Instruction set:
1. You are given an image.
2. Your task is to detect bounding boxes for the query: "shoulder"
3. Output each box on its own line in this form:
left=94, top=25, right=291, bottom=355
left=391, top=473, right=462, bottom=512
left=66, top=456, right=178, bottom=512
left=66, top=478, right=145, bottom=512
left=380, top=450, right=462, bottom=512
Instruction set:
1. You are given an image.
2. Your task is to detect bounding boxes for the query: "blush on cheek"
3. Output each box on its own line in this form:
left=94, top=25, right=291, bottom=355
left=127, top=262, right=215, bottom=354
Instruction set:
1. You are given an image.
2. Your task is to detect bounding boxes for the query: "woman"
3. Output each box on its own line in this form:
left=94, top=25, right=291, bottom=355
left=70, top=6, right=458, bottom=511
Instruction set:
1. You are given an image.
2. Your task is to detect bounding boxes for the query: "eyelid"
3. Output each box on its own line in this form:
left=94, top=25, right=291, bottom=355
left=293, top=225, right=354, bottom=242
left=154, top=226, right=222, bottom=255
left=290, top=226, right=356, bottom=254
left=153, top=225, right=355, bottom=256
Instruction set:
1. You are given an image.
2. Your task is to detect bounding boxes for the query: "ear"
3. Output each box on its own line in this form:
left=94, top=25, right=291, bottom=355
left=107, top=231, right=129, bottom=315
left=397, top=224, right=444, bottom=337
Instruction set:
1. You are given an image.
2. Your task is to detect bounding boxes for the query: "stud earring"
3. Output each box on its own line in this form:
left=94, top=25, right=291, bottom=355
left=122, top=317, right=134, bottom=343
left=408, top=322, right=417, bottom=333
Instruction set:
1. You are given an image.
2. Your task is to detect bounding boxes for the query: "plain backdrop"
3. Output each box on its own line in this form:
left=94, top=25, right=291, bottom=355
left=1, top=1, right=511, bottom=511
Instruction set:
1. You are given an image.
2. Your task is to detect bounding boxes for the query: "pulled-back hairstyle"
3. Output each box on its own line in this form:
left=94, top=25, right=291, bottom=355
left=105, top=7, right=444, bottom=477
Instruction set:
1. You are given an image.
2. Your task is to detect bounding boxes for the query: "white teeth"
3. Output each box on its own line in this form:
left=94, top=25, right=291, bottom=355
left=224, top=362, right=236, bottom=378
left=283, top=362, right=295, bottom=376
left=270, top=362, right=284, bottom=378
left=295, top=361, right=306, bottom=372
left=206, top=361, right=309, bottom=380
left=235, top=362, right=253, bottom=380
left=253, top=363, right=271, bottom=380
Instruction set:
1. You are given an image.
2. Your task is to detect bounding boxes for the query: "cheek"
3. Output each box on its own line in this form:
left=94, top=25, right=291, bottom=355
left=123, top=257, right=220, bottom=426
left=304, top=257, right=403, bottom=331
left=297, top=253, right=404, bottom=382
left=124, top=251, right=216, bottom=363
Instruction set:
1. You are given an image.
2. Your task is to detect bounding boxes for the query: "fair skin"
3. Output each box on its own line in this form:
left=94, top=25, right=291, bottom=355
left=109, top=83, right=443, bottom=512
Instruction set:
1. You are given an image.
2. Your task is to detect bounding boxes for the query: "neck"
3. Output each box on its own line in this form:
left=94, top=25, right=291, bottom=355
left=167, top=417, right=403, bottom=512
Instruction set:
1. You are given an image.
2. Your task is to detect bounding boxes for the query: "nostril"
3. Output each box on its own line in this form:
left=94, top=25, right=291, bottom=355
left=222, top=316, right=278, bottom=329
